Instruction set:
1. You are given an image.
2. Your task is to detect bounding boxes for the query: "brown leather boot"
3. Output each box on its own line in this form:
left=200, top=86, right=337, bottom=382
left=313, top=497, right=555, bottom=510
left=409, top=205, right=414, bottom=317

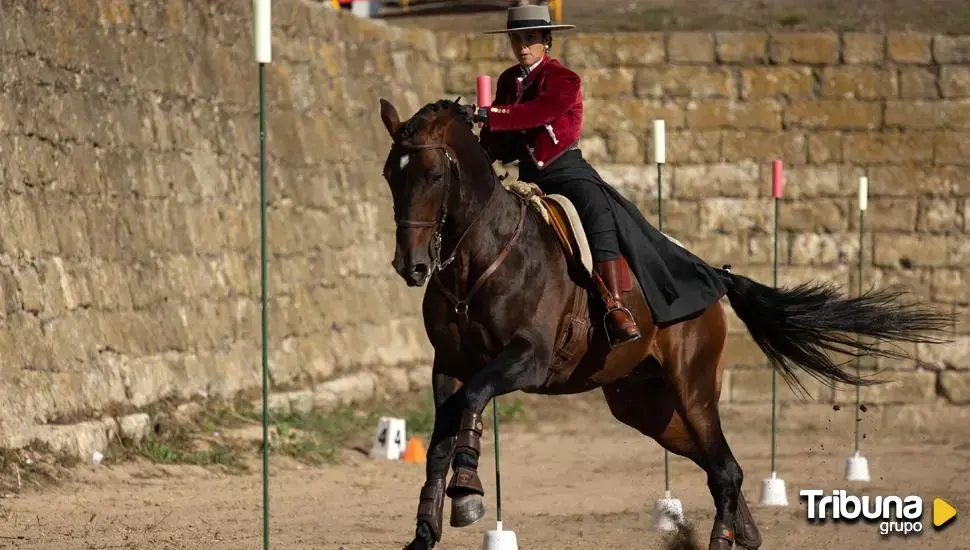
left=592, top=259, right=641, bottom=348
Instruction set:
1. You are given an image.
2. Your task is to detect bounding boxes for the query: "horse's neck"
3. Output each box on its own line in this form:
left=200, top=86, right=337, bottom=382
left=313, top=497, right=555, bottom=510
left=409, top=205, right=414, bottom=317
left=439, top=155, right=521, bottom=286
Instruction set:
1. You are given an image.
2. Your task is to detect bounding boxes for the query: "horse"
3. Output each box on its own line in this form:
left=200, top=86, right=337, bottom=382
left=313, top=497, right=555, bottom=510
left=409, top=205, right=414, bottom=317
left=376, top=97, right=953, bottom=550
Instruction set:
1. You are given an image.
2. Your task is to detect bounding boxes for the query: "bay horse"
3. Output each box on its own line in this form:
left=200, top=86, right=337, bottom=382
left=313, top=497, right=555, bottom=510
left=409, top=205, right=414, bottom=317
left=377, top=97, right=953, bottom=550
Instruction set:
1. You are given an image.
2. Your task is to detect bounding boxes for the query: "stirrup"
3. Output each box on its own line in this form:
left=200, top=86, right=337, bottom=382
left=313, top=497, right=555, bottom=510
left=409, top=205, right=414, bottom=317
left=602, top=305, right=641, bottom=348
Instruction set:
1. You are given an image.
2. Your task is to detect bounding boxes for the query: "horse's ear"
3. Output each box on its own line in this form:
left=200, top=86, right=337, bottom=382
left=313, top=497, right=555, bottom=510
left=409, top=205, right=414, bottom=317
left=380, top=98, right=401, bottom=137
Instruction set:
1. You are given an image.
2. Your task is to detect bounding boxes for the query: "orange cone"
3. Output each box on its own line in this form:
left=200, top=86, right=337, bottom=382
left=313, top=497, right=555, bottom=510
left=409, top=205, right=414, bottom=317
left=401, top=436, right=426, bottom=463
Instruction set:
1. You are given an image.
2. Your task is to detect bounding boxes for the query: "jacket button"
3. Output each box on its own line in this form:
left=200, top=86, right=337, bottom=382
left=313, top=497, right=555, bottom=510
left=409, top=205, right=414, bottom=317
left=537, top=161, right=544, bottom=167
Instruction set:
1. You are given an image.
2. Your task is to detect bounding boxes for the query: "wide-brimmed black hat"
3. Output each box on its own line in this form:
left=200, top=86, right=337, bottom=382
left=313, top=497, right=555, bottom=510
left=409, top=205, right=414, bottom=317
left=483, top=5, right=576, bottom=34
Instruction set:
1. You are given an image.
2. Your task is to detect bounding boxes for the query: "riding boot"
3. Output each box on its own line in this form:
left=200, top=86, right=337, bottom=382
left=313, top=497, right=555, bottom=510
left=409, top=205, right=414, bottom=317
left=592, top=258, right=641, bottom=348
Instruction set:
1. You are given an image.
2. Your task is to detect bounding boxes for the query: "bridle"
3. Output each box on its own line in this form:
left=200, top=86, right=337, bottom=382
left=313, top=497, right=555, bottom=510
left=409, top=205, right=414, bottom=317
left=386, top=137, right=527, bottom=319
left=390, top=139, right=498, bottom=278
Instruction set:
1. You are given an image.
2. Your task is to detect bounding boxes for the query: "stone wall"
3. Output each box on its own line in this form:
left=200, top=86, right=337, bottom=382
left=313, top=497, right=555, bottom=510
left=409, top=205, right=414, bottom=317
left=0, top=0, right=445, bottom=457
left=2, top=1, right=969, bottom=458
left=438, top=30, right=970, bottom=407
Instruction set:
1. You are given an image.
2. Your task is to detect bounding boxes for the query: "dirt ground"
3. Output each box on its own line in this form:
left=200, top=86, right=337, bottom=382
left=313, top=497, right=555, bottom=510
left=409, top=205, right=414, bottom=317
left=378, top=0, right=970, bottom=34
left=0, top=392, right=966, bottom=550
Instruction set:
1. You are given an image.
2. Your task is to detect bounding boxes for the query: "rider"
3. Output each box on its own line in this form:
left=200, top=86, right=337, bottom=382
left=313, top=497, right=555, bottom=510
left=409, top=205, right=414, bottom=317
left=474, top=4, right=642, bottom=348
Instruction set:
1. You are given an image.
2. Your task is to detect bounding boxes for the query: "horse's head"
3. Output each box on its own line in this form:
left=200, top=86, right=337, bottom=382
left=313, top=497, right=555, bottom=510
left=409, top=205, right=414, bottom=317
left=379, top=97, right=479, bottom=287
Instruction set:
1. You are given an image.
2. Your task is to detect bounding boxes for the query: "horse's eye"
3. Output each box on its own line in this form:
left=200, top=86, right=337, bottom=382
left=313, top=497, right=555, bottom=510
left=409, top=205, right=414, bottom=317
left=430, top=173, right=444, bottom=184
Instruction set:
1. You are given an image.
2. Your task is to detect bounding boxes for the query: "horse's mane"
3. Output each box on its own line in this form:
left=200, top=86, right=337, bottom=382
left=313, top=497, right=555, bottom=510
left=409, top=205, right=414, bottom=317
left=397, top=98, right=475, bottom=143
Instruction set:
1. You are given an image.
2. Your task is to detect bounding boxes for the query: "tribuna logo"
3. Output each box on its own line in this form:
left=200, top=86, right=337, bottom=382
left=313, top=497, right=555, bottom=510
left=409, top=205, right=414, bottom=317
left=800, top=490, right=924, bottom=536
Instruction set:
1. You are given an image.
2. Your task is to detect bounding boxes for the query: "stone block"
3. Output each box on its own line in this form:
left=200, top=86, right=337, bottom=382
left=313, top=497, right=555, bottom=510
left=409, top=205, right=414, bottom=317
left=867, top=165, right=969, bottom=197
left=594, top=164, right=656, bottom=198
left=920, top=337, right=970, bottom=370
left=933, top=35, right=970, bottom=63
left=728, top=367, right=832, bottom=403
left=562, top=34, right=614, bottom=67
left=777, top=164, right=843, bottom=198
left=842, top=32, right=885, bottom=63
left=778, top=199, right=848, bottom=232
left=605, top=131, right=642, bottom=164
left=930, top=269, right=966, bottom=302
left=847, top=197, right=917, bottom=231
left=467, top=34, right=505, bottom=60
left=769, top=31, right=840, bottom=64
left=677, top=234, right=745, bottom=265
left=934, top=131, right=970, bottom=164
left=833, top=370, right=937, bottom=405
left=807, top=132, right=842, bottom=164
left=668, top=32, right=715, bottom=63
left=612, top=33, right=666, bottom=65
left=919, top=199, right=964, bottom=233
left=721, top=130, right=807, bottom=163
left=940, top=371, right=970, bottom=404
left=941, top=66, right=970, bottom=98
left=635, top=67, right=735, bottom=99
left=672, top=161, right=761, bottom=199
left=714, top=31, right=768, bottom=63
left=636, top=199, right=698, bottom=236
left=685, top=99, right=782, bottom=130
left=583, top=98, right=686, bottom=133
left=820, top=67, right=897, bottom=99
left=873, top=234, right=949, bottom=267
left=885, top=100, right=970, bottom=130
left=899, top=67, right=940, bottom=99
left=723, top=337, right=767, bottom=369
left=663, top=130, right=722, bottom=164
left=784, top=100, right=882, bottom=130
left=887, top=31, right=933, bottom=63
left=745, top=234, right=791, bottom=265
left=740, top=67, right=815, bottom=99
left=699, top=198, right=773, bottom=233
left=842, top=131, right=934, bottom=164
left=789, top=232, right=860, bottom=265
left=580, top=67, right=635, bottom=98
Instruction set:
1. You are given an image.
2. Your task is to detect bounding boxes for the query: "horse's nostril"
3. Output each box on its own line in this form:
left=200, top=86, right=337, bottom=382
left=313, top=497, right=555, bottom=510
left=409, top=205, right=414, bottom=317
left=411, top=264, right=429, bottom=279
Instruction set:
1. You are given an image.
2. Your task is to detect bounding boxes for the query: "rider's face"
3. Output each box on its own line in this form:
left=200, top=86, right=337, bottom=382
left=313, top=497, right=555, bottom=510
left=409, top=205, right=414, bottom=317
left=508, top=30, right=546, bottom=67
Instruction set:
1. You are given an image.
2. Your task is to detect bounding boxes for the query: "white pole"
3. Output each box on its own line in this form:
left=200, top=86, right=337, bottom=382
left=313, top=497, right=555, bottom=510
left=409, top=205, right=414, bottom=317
left=254, top=0, right=272, bottom=64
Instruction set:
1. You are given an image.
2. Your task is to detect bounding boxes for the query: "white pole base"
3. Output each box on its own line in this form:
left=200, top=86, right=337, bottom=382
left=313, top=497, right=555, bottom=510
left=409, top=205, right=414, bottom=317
left=652, top=490, right=685, bottom=531
left=759, top=471, right=789, bottom=506
left=482, top=521, right=518, bottom=550
left=845, top=451, right=871, bottom=482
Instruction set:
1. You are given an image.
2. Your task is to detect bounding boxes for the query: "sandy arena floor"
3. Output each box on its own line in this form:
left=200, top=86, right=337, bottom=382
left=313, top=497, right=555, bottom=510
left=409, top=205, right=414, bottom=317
left=0, top=393, right=965, bottom=550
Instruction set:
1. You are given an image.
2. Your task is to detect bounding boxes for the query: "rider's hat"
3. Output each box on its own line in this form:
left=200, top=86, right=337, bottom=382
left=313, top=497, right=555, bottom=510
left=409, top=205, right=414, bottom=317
left=482, top=5, right=576, bottom=34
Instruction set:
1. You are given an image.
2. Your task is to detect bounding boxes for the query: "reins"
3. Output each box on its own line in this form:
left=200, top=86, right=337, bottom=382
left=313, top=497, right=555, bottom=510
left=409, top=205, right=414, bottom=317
left=391, top=138, right=528, bottom=321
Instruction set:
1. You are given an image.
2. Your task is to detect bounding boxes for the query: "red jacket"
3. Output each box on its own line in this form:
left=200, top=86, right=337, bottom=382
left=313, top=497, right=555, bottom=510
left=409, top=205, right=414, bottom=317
left=479, top=55, right=583, bottom=171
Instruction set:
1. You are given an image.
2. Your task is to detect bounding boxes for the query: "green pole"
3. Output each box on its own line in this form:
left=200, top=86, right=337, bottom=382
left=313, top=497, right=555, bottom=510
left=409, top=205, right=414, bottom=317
left=253, top=1, right=272, bottom=547
left=492, top=398, right=503, bottom=525
left=652, top=121, right=670, bottom=496
left=854, top=179, right=866, bottom=453
left=770, top=196, right=778, bottom=474
left=770, top=160, right=782, bottom=476
left=259, top=60, right=270, bottom=550
left=658, top=162, right=669, bottom=492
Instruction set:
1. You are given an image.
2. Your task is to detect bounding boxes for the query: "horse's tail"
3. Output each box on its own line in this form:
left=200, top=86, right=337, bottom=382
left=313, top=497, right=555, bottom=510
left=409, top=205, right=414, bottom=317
left=716, top=267, right=955, bottom=394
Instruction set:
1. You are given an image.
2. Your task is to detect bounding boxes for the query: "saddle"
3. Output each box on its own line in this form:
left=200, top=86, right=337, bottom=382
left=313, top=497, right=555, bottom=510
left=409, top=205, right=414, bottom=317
left=501, top=178, right=689, bottom=373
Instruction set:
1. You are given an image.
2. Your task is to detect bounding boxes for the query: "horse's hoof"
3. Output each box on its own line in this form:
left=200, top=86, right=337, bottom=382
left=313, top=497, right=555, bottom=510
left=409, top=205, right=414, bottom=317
left=449, top=494, right=486, bottom=527
left=403, top=538, right=431, bottom=550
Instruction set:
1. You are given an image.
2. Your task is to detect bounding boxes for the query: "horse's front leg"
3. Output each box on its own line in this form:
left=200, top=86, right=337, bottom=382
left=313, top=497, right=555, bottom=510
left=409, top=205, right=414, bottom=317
left=445, top=335, right=549, bottom=528
left=407, top=370, right=463, bottom=550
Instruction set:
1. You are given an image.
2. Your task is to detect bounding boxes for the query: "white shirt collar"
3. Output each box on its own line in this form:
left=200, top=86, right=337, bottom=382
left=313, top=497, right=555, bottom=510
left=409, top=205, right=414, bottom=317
left=518, top=56, right=545, bottom=80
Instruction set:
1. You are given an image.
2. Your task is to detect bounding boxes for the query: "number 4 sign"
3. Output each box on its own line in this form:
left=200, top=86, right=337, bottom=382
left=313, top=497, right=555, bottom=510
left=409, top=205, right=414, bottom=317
left=369, top=417, right=407, bottom=460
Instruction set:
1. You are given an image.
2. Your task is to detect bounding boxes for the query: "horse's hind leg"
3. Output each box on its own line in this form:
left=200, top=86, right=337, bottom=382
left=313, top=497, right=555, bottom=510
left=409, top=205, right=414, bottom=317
left=602, top=372, right=760, bottom=549
left=602, top=305, right=761, bottom=549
